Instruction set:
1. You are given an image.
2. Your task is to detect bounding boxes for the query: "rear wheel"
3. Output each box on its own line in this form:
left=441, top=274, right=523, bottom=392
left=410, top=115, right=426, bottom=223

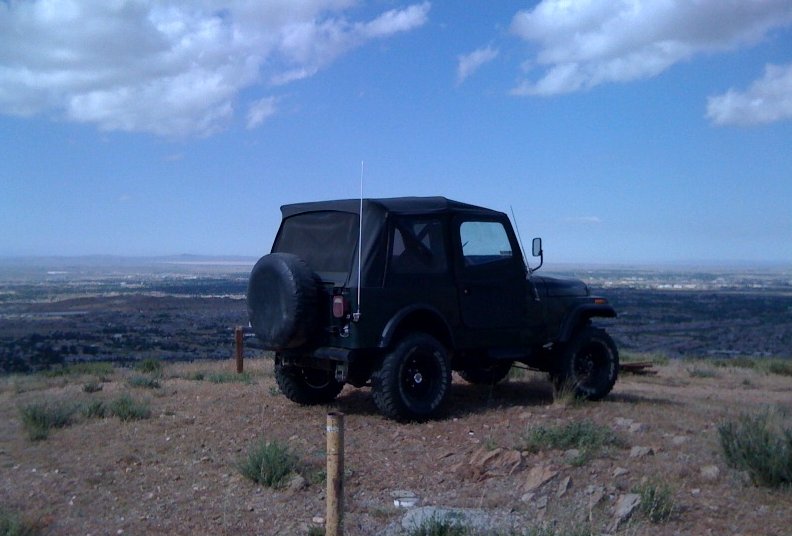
left=458, top=360, right=512, bottom=385
left=554, top=327, right=618, bottom=400
left=372, top=333, right=451, bottom=421
left=275, top=364, right=344, bottom=405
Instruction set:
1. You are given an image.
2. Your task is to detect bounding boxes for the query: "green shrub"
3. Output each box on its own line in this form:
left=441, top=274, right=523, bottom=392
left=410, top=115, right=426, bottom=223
left=108, top=395, right=151, bottom=421
left=41, top=361, right=115, bottom=378
left=687, top=366, right=718, bottom=378
left=19, top=401, right=76, bottom=441
left=767, top=360, right=792, bottom=377
left=206, top=371, right=252, bottom=384
left=80, top=400, right=107, bottom=419
left=407, top=516, right=467, bottom=536
left=237, top=440, right=300, bottom=488
left=0, top=508, right=41, bottom=536
left=719, top=410, right=792, bottom=488
left=136, top=358, right=163, bottom=374
left=127, top=375, right=161, bottom=389
left=724, top=357, right=757, bottom=369
left=634, top=478, right=675, bottom=522
left=82, top=381, right=103, bottom=393
left=620, top=351, right=669, bottom=366
left=521, top=420, right=624, bottom=465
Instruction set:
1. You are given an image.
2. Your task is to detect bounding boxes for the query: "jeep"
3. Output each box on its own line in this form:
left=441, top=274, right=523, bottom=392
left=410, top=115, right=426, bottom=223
left=247, top=197, right=618, bottom=421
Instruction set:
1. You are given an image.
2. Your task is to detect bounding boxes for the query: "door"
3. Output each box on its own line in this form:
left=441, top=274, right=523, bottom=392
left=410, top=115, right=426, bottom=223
left=454, top=219, right=528, bottom=343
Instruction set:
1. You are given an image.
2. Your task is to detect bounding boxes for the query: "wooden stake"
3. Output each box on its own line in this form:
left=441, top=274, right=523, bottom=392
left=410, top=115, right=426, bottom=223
left=326, top=412, right=344, bottom=536
left=234, top=326, right=244, bottom=373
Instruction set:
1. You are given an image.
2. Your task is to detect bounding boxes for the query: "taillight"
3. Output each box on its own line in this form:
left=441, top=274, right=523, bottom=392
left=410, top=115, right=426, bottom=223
left=594, top=298, right=608, bottom=304
left=332, top=296, right=348, bottom=318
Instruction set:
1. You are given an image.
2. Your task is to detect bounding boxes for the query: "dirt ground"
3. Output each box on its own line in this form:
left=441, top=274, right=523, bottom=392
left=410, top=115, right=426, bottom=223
left=1, top=357, right=790, bottom=535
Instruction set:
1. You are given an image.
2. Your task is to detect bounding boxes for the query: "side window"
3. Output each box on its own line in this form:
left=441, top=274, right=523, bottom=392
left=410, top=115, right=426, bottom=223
left=390, top=218, right=447, bottom=274
left=460, top=221, right=513, bottom=266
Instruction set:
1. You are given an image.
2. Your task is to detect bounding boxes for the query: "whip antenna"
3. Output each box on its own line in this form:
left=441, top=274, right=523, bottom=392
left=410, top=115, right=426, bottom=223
left=510, top=205, right=528, bottom=270
left=354, top=161, right=363, bottom=321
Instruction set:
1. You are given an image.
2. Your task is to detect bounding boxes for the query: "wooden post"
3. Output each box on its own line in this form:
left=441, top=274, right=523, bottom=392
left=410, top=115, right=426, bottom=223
left=234, top=326, right=244, bottom=373
left=326, top=412, right=344, bottom=536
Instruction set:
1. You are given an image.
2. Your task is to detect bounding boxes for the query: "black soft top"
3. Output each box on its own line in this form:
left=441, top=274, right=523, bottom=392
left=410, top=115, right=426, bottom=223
left=274, top=197, right=508, bottom=287
left=281, top=196, right=503, bottom=219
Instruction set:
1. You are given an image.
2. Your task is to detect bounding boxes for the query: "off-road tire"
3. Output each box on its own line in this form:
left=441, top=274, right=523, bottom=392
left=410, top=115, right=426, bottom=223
left=554, top=326, right=618, bottom=400
left=372, top=333, right=451, bottom=421
left=458, top=360, right=513, bottom=385
left=247, top=253, right=320, bottom=350
left=275, top=364, right=344, bottom=405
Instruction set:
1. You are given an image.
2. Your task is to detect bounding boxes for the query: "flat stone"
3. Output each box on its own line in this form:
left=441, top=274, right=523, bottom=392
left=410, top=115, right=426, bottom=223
left=556, top=476, right=571, bottom=497
left=614, top=418, right=634, bottom=427
left=523, top=464, right=558, bottom=492
left=609, top=493, right=641, bottom=532
left=612, top=467, right=629, bottom=477
left=629, top=446, right=655, bottom=458
left=629, top=422, right=648, bottom=433
left=286, top=475, right=307, bottom=493
left=700, top=465, right=720, bottom=481
left=671, top=435, right=688, bottom=446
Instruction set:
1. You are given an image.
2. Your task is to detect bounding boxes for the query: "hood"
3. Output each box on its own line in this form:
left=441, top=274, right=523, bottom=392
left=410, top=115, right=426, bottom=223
left=533, top=275, right=589, bottom=298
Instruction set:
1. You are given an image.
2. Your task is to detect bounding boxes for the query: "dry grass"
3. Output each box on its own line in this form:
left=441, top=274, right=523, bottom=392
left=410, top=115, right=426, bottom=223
left=1, top=355, right=791, bottom=535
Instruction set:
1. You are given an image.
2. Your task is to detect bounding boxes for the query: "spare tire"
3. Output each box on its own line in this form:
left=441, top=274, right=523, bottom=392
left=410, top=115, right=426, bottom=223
left=247, top=253, right=321, bottom=350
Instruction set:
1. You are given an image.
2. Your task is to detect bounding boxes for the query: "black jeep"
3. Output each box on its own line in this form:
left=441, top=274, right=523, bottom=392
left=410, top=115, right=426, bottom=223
left=247, top=197, right=618, bottom=421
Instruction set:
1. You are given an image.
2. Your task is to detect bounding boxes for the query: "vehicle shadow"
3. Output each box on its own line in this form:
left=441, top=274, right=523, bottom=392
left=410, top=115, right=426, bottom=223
left=330, top=377, right=557, bottom=420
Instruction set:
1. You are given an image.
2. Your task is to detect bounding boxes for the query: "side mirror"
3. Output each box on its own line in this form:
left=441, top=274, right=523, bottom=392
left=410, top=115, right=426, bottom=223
left=529, top=237, right=543, bottom=274
left=532, top=237, right=542, bottom=257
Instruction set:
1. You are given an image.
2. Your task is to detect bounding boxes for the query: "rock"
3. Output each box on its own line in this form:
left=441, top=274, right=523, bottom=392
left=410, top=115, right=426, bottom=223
left=286, top=475, right=307, bottom=493
left=700, top=465, right=720, bottom=481
left=556, top=476, right=571, bottom=497
left=520, top=492, right=535, bottom=503
left=629, top=446, right=655, bottom=458
left=671, top=435, right=688, bottom=446
left=609, top=493, right=641, bottom=532
left=523, top=464, right=558, bottom=492
left=612, top=467, right=629, bottom=477
left=563, top=449, right=580, bottom=461
left=586, top=485, right=605, bottom=509
left=463, top=447, right=524, bottom=480
left=535, top=495, right=548, bottom=509
left=614, top=417, right=634, bottom=427
left=629, top=422, right=648, bottom=433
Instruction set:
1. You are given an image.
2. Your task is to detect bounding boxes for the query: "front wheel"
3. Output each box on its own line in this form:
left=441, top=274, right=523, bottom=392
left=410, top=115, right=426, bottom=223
left=275, top=364, right=344, bottom=405
left=372, top=333, right=451, bottom=421
left=554, top=327, right=618, bottom=400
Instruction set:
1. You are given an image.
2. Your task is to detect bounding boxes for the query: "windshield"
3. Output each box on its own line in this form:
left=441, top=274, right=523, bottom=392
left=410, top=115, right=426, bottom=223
left=273, top=211, right=359, bottom=282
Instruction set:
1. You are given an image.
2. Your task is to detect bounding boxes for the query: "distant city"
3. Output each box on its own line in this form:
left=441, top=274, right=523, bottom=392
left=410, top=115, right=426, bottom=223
left=0, top=257, right=790, bottom=373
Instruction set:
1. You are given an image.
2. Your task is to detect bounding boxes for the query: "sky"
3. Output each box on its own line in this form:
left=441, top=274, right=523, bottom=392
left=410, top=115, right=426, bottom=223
left=1, top=0, right=791, bottom=265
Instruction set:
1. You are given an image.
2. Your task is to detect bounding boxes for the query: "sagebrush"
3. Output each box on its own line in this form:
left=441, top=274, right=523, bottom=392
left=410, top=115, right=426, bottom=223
left=719, top=409, right=792, bottom=488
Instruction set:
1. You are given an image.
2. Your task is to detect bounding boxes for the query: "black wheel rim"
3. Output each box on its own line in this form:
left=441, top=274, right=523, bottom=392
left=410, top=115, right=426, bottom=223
left=301, top=368, right=332, bottom=389
left=573, top=341, right=609, bottom=385
left=400, top=348, right=440, bottom=403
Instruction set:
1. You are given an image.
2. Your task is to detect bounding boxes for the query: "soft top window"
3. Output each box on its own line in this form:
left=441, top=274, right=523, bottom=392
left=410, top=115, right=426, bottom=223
left=460, top=221, right=513, bottom=266
left=274, top=211, right=359, bottom=275
left=390, top=218, right=448, bottom=274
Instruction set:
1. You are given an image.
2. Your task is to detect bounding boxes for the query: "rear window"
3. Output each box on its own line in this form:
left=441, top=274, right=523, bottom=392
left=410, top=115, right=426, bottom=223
left=273, top=211, right=359, bottom=275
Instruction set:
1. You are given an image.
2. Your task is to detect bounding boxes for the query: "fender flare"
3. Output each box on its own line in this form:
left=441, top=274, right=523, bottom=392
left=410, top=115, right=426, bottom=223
left=558, top=304, right=617, bottom=343
left=378, top=304, right=455, bottom=351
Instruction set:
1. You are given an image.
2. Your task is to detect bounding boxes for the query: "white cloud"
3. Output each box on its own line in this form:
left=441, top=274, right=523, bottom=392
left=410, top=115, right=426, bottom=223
left=456, top=45, right=498, bottom=84
left=707, top=63, right=792, bottom=126
left=509, top=0, right=792, bottom=96
left=0, top=1, right=430, bottom=137
left=247, top=96, right=277, bottom=129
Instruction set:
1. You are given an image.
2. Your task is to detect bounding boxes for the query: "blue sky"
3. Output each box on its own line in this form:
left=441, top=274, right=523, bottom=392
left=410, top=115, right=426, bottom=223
left=2, top=1, right=791, bottom=265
